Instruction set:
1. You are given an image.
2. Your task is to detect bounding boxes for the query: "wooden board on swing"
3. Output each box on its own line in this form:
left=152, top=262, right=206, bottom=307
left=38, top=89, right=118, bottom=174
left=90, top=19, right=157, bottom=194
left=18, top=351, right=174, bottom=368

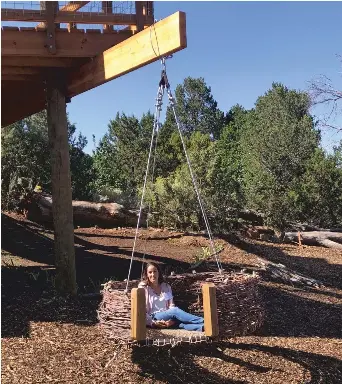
left=146, top=327, right=205, bottom=339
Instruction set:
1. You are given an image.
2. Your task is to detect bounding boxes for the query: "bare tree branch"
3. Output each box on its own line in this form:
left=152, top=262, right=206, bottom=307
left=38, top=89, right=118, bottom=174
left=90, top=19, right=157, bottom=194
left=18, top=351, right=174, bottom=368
left=308, top=55, right=342, bottom=132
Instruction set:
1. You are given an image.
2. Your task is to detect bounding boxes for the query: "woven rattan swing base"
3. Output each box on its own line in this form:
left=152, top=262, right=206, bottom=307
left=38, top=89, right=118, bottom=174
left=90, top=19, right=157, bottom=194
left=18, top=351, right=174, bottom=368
left=97, top=271, right=264, bottom=347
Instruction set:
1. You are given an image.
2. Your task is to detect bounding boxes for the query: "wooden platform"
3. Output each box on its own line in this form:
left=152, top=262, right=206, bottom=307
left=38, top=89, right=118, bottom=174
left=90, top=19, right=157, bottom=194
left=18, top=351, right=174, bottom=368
left=1, top=27, right=135, bottom=58
left=135, top=328, right=209, bottom=347
left=1, top=1, right=187, bottom=127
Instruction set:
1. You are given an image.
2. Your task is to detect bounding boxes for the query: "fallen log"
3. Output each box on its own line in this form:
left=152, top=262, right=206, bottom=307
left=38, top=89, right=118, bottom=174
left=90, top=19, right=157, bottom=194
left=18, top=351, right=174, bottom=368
left=286, top=222, right=342, bottom=232
left=284, top=231, right=342, bottom=249
left=256, top=257, right=324, bottom=288
left=318, top=239, right=342, bottom=250
left=21, top=192, right=146, bottom=228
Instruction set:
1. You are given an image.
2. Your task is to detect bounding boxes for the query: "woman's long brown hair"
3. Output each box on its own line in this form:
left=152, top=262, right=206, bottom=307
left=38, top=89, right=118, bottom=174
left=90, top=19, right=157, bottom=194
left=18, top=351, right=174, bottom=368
left=141, top=262, right=164, bottom=285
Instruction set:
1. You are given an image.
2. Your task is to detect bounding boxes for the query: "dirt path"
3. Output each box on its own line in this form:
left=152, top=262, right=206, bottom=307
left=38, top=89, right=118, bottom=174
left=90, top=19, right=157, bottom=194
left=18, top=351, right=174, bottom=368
left=2, top=212, right=342, bottom=383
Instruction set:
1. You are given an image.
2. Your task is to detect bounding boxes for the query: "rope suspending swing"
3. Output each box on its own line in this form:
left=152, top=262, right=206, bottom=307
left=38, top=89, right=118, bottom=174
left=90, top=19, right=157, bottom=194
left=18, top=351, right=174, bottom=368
left=125, top=57, right=222, bottom=293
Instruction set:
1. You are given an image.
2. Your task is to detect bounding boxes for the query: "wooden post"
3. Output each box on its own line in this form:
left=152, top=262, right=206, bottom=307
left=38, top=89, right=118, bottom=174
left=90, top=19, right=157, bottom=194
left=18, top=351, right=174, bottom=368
left=298, top=231, right=303, bottom=248
left=46, top=72, right=77, bottom=296
left=202, top=283, right=219, bottom=337
left=131, top=287, right=146, bottom=341
left=135, top=1, right=145, bottom=32
left=39, top=1, right=59, bottom=54
left=145, top=1, right=154, bottom=17
left=102, top=1, right=113, bottom=32
left=67, top=1, right=79, bottom=31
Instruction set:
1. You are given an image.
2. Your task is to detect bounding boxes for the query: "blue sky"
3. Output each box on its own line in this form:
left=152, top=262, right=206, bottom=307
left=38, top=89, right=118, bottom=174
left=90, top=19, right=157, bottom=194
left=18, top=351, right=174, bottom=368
left=5, top=1, right=342, bottom=153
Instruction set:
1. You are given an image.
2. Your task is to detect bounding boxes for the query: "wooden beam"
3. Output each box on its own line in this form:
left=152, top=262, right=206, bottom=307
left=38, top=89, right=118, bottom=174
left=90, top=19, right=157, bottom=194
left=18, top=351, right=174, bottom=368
left=46, top=73, right=77, bottom=296
left=1, top=29, right=133, bottom=57
left=2, top=67, right=42, bottom=75
left=37, top=1, right=91, bottom=29
left=1, top=102, right=46, bottom=127
left=67, top=11, right=187, bottom=97
left=1, top=74, right=43, bottom=82
left=59, top=1, right=90, bottom=12
left=60, top=1, right=90, bottom=12
left=1, top=8, right=153, bottom=26
left=202, top=283, right=219, bottom=337
left=131, top=288, right=146, bottom=341
left=1, top=82, right=46, bottom=127
left=1, top=56, right=86, bottom=68
left=135, top=1, right=145, bottom=32
left=121, top=25, right=150, bottom=34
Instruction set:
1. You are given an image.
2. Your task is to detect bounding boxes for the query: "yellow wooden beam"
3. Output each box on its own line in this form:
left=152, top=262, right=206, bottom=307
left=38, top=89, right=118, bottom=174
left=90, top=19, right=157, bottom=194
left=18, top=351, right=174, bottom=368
left=131, top=288, right=146, bottom=342
left=202, top=283, right=219, bottom=337
left=67, top=11, right=187, bottom=97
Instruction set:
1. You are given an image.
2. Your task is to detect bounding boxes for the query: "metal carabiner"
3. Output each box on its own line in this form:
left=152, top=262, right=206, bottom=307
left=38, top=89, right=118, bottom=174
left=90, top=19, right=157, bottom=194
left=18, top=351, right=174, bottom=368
left=160, top=55, right=173, bottom=72
left=161, top=57, right=166, bottom=70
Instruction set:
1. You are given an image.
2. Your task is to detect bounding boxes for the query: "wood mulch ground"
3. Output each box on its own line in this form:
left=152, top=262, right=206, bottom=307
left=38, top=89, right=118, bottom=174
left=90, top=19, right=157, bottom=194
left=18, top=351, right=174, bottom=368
left=1, top=212, right=342, bottom=383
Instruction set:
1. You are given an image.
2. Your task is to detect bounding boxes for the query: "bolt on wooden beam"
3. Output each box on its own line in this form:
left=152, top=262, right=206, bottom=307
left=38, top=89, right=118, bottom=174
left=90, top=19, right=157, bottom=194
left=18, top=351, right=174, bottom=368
left=40, top=1, right=59, bottom=54
left=202, top=283, right=219, bottom=337
left=131, top=288, right=146, bottom=341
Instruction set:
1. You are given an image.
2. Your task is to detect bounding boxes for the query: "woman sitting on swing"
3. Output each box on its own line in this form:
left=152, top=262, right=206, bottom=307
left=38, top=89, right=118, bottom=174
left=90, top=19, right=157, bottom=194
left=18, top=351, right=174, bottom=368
left=138, top=262, right=204, bottom=331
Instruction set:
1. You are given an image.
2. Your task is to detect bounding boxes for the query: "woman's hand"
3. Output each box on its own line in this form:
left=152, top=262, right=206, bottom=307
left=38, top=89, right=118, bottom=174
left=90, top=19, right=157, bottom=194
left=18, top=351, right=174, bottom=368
left=164, top=319, right=176, bottom=328
left=152, top=319, right=176, bottom=328
left=152, top=320, right=167, bottom=328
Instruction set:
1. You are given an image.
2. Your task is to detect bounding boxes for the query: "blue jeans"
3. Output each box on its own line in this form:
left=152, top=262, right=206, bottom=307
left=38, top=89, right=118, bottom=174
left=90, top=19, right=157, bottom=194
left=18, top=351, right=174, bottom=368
left=152, top=306, right=204, bottom=332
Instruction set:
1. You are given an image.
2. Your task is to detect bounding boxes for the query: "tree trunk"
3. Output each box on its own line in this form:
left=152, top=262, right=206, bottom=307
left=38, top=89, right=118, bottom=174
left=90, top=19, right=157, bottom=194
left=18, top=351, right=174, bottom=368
left=256, top=257, right=324, bottom=288
left=318, top=239, right=342, bottom=250
left=47, top=74, right=77, bottom=296
left=284, top=231, right=342, bottom=250
left=24, top=192, right=146, bottom=228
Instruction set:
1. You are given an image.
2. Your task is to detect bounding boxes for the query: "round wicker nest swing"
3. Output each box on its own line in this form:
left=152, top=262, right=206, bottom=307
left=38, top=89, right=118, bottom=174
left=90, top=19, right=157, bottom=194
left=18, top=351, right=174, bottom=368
left=97, top=270, right=265, bottom=347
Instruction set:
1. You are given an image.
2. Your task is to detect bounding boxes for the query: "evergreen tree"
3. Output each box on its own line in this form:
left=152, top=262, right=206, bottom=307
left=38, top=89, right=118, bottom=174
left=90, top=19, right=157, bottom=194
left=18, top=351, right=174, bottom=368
left=240, top=83, right=320, bottom=228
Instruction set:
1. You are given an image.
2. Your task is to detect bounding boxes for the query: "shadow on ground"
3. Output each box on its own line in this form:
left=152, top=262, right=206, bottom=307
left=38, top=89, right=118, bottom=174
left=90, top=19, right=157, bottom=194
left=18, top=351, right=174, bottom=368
left=1, top=213, right=188, bottom=338
left=131, top=341, right=342, bottom=384
left=1, top=213, right=341, bottom=344
left=258, top=284, right=342, bottom=338
left=219, top=233, right=342, bottom=289
left=75, top=231, right=185, bottom=241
